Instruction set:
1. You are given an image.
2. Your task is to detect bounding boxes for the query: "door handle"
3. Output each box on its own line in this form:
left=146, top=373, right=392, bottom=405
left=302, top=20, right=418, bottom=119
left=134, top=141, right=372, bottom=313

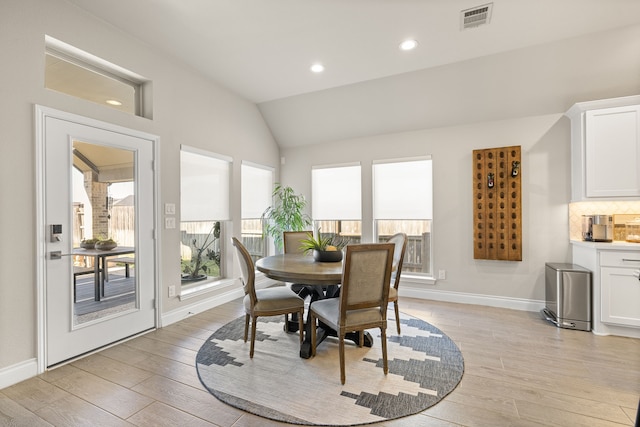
left=50, top=251, right=75, bottom=260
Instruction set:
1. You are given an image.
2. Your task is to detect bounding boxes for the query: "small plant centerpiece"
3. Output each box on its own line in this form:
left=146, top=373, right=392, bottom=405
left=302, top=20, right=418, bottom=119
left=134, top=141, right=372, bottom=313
left=80, top=238, right=99, bottom=249
left=95, top=238, right=117, bottom=251
left=299, top=230, right=348, bottom=262
left=261, top=184, right=312, bottom=252
left=181, top=222, right=220, bottom=283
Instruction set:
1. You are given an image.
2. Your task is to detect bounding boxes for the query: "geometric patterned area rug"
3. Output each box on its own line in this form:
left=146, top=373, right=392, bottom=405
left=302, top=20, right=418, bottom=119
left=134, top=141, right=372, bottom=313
left=196, top=311, right=464, bottom=426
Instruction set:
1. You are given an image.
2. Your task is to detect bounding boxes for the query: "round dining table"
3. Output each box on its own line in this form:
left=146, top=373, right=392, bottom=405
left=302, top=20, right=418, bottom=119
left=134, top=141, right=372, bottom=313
left=256, top=253, right=373, bottom=358
left=255, top=253, right=343, bottom=285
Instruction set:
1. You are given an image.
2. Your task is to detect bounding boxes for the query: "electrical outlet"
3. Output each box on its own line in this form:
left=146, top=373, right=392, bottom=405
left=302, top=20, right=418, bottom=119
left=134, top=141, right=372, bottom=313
left=438, top=270, right=446, bottom=280
left=168, top=285, right=176, bottom=297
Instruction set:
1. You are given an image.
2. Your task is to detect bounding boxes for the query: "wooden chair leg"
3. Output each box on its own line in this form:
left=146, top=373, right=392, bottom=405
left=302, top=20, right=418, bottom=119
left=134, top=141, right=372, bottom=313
left=243, top=313, right=250, bottom=342
left=310, top=312, right=317, bottom=357
left=381, top=326, right=388, bottom=375
left=394, top=301, right=401, bottom=335
left=250, top=315, right=257, bottom=358
left=339, top=335, right=346, bottom=385
left=298, top=308, right=304, bottom=344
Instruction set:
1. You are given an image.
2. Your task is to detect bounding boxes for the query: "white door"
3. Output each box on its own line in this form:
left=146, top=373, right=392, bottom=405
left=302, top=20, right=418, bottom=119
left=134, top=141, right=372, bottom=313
left=40, top=108, right=156, bottom=367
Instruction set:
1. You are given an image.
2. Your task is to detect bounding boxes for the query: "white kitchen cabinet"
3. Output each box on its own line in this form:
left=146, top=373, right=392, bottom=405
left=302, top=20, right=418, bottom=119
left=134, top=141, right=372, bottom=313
left=599, top=251, right=640, bottom=327
left=566, top=95, right=640, bottom=201
left=571, top=241, right=640, bottom=338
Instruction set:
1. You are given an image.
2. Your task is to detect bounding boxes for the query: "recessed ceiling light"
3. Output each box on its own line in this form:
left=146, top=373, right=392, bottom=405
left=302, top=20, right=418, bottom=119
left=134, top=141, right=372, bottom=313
left=106, top=99, right=122, bottom=106
left=399, top=39, right=418, bottom=51
left=310, top=63, right=325, bottom=73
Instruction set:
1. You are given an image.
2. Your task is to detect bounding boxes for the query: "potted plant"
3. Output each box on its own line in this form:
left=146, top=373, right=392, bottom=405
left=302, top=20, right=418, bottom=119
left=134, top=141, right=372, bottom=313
left=299, top=230, right=348, bottom=262
left=261, top=184, right=312, bottom=251
left=181, top=222, right=221, bottom=282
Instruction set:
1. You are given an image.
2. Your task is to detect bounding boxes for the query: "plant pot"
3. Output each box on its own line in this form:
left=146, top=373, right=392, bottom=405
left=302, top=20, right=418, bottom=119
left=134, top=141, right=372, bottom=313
left=80, top=241, right=95, bottom=249
left=181, top=273, right=208, bottom=283
left=313, top=249, right=343, bottom=263
left=95, top=241, right=117, bottom=251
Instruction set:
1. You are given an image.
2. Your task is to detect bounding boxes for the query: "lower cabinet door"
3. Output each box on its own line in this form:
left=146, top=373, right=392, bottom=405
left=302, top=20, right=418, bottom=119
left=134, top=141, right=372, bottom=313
left=600, top=266, right=640, bottom=327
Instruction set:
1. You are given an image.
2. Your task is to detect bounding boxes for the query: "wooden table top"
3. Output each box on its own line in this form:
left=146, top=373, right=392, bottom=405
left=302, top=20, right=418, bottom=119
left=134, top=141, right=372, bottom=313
left=255, top=253, right=343, bottom=285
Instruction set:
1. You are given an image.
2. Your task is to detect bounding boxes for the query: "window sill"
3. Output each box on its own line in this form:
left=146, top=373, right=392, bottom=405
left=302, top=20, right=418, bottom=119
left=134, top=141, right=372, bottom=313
left=179, top=277, right=236, bottom=301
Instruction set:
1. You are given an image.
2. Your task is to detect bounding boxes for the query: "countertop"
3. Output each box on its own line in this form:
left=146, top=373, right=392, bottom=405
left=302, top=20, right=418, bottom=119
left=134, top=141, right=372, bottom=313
left=570, top=240, right=640, bottom=250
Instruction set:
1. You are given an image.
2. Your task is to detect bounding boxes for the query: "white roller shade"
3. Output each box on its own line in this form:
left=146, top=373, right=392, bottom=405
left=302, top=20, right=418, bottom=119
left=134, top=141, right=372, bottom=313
left=373, top=158, right=432, bottom=220
left=180, top=147, right=231, bottom=221
left=312, top=164, right=361, bottom=220
left=242, top=162, right=273, bottom=218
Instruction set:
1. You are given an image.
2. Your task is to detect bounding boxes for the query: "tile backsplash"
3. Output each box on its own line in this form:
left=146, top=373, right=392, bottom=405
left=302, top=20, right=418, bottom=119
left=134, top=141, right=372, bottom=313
left=569, top=201, right=640, bottom=241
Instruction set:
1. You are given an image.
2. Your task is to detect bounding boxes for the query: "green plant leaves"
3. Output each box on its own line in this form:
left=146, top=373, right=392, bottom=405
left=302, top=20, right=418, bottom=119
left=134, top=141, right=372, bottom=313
left=261, top=184, right=312, bottom=250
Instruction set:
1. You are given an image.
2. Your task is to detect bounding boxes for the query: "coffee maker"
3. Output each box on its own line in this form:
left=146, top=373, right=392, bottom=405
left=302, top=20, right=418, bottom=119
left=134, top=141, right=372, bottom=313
left=581, top=215, right=613, bottom=242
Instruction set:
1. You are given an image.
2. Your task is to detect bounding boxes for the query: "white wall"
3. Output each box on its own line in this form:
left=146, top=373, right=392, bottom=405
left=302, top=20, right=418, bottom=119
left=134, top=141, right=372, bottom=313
left=0, top=0, right=280, bottom=377
left=277, top=23, right=640, bottom=309
left=281, top=114, right=571, bottom=307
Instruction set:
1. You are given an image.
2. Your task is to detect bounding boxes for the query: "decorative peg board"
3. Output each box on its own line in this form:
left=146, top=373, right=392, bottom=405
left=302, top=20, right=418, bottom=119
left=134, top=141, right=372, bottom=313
left=473, top=146, right=522, bottom=261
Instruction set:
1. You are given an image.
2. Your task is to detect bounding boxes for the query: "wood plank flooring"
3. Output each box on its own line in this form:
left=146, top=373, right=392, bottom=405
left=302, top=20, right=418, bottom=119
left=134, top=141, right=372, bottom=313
left=1, top=298, right=638, bottom=426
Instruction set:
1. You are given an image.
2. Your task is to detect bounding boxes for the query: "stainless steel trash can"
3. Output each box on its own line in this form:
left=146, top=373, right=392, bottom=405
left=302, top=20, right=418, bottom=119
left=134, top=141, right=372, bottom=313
left=541, top=263, right=592, bottom=331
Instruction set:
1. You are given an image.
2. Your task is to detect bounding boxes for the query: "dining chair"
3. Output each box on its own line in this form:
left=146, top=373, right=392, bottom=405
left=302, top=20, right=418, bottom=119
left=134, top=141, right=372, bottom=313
left=283, top=230, right=320, bottom=299
left=231, top=237, right=305, bottom=358
left=283, top=230, right=312, bottom=255
left=387, top=232, right=407, bottom=334
left=309, top=243, right=394, bottom=384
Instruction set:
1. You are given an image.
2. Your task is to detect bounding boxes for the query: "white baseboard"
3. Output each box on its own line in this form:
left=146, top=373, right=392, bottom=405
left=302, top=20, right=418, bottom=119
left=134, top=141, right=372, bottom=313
left=0, top=358, right=38, bottom=390
left=162, top=287, right=244, bottom=327
left=400, top=286, right=545, bottom=312
left=161, top=274, right=283, bottom=327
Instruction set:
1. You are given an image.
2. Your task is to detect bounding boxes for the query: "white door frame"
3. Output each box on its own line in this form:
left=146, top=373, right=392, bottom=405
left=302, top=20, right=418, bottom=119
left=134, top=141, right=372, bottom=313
left=35, top=105, right=161, bottom=372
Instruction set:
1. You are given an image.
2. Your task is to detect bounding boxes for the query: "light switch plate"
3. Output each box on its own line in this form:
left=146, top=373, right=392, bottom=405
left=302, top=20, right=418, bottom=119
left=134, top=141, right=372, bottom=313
left=165, top=217, right=176, bottom=229
left=164, top=203, right=176, bottom=215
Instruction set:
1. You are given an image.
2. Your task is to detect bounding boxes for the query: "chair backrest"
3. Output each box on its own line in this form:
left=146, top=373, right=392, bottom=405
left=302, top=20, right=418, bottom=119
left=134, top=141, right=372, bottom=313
left=231, top=237, right=257, bottom=305
left=387, top=232, right=407, bottom=290
left=283, top=231, right=312, bottom=254
left=339, top=243, right=394, bottom=323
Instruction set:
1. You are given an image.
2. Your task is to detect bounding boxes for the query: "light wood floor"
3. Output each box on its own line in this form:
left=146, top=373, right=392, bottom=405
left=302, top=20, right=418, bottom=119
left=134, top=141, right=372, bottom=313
left=1, top=298, right=639, bottom=426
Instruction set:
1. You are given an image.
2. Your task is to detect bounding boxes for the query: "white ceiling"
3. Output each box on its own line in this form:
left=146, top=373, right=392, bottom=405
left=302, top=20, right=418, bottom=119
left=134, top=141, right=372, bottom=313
left=66, top=0, right=640, bottom=147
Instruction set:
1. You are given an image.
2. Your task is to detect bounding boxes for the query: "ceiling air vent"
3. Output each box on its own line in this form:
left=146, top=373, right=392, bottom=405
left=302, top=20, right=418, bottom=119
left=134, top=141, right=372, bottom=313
left=460, top=3, right=493, bottom=30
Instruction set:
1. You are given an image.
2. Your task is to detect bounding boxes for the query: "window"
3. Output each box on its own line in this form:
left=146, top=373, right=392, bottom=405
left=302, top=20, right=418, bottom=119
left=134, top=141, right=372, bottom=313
left=312, top=163, right=362, bottom=244
left=373, top=157, right=433, bottom=275
left=44, top=36, right=150, bottom=118
left=241, top=162, right=273, bottom=262
left=180, top=146, right=231, bottom=284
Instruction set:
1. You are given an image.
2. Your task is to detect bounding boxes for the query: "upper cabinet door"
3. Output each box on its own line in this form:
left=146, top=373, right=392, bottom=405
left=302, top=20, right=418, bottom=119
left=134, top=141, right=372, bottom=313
left=566, top=96, right=640, bottom=201
left=585, top=105, right=640, bottom=198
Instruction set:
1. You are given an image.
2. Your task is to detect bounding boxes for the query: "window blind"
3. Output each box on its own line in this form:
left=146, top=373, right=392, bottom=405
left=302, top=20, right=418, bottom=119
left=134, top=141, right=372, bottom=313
left=312, top=164, right=361, bottom=220
left=241, top=162, right=273, bottom=219
left=180, top=146, right=231, bottom=221
left=373, top=158, right=432, bottom=220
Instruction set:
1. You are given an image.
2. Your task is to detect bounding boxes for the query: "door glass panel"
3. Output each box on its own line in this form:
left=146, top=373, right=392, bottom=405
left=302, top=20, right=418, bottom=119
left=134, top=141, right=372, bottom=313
left=72, top=140, right=137, bottom=326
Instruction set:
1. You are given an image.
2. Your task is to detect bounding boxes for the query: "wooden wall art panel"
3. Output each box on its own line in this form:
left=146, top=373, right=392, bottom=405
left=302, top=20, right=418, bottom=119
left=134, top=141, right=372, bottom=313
left=473, top=145, right=522, bottom=261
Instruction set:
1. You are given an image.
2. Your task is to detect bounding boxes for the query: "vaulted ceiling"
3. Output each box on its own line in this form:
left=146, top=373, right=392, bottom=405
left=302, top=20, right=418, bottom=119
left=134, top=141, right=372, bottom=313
left=67, top=0, right=640, bottom=147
